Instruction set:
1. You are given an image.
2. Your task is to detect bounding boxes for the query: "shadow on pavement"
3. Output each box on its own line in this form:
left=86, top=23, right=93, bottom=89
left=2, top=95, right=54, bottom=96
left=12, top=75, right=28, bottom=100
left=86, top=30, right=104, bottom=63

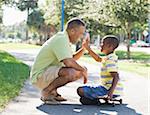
left=37, top=103, right=141, bottom=115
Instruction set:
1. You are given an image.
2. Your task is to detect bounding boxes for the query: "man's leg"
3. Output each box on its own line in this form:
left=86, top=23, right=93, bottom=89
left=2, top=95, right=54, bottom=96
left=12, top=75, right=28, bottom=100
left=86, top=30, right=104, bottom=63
left=42, top=67, right=83, bottom=100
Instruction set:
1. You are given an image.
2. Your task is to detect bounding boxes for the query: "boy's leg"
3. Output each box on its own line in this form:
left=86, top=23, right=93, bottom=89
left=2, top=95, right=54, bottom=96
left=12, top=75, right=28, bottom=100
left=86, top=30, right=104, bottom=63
left=77, top=87, right=99, bottom=105
left=80, top=97, right=100, bottom=105
left=77, top=86, right=107, bottom=105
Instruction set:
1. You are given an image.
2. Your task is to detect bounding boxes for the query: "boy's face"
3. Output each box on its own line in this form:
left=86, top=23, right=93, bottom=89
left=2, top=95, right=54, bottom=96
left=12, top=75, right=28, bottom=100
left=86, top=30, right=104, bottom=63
left=100, top=39, right=114, bottom=53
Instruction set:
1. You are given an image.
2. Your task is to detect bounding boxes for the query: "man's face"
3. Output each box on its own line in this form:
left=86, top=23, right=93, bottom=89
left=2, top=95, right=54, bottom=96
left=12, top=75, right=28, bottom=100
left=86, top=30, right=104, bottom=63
left=70, top=26, right=85, bottom=44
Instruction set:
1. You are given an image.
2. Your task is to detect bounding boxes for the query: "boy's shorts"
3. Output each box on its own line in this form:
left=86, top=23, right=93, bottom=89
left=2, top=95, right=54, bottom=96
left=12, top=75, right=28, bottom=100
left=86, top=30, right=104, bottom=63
left=33, top=65, right=62, bottom=90
left=82, top=86, right=108, bottom=100
left=82, top=86, right=120, bottom=100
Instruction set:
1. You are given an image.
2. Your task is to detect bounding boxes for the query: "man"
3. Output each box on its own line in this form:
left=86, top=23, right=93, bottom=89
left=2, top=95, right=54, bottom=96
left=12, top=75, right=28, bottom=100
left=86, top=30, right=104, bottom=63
left=30, top=18, right=87, bottom=104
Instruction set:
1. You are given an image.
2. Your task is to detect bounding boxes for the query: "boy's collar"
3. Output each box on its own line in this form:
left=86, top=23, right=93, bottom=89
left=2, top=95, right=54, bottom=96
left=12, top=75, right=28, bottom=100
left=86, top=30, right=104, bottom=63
left=100, top=52, right=114, bottom=56
left=99, top=52, right=107, bottom=56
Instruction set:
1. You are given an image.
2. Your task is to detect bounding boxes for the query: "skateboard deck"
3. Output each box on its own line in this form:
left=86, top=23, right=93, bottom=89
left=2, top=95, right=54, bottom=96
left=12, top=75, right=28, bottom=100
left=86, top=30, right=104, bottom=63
left=97, top=96, right=122, bottom=107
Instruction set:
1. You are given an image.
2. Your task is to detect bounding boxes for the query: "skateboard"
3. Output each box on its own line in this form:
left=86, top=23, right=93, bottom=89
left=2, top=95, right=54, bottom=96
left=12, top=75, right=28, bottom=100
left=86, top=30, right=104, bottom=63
left=97, top=96, right=122, bottom=107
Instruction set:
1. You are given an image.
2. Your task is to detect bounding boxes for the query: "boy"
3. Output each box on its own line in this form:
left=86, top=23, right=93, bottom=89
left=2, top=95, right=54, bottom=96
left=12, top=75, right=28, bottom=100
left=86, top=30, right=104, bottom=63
left=77, top=35, right=123, bottom=105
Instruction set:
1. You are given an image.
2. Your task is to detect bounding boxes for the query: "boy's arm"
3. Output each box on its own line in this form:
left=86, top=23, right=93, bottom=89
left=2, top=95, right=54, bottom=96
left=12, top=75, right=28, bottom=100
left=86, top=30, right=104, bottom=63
left=107, top=72, right=119, bottom=99
left=86, top=46, right=102, bottom=62
left=82, top=33, right=102, bottom=62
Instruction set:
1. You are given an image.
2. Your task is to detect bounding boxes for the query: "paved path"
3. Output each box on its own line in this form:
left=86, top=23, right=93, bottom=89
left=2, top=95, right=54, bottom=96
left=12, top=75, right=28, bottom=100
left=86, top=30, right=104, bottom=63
left=0, top=49, right=149, bottom=115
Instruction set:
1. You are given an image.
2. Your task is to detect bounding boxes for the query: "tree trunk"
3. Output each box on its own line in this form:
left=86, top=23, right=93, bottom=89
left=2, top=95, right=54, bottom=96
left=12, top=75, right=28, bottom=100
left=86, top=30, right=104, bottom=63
left=127, top=32, right=130, bottom=59
left=26, top=7, right=30, bottom=40
left=26, top=27, right=28, bottom=40
left=126, top=22, right=131, bottom=59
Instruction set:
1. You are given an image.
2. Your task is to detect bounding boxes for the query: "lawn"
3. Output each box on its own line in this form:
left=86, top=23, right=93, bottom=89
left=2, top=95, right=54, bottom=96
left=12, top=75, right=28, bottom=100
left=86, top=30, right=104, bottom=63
left=118, top=61, right=149, bottom=77
left=0, top=43, right=40, bottom=50
left=80, top=50, right=150, bottom=77
left=87, top=49, right=150, bottom=61
left=0, top=50, right=30, bottom=111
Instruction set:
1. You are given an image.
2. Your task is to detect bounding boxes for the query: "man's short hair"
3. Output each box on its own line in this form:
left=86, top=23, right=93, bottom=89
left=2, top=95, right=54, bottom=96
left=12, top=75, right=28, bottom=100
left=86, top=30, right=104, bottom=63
left=102, top=35, right=120, bottom=49
left=66, top=18, right=85, bottom=30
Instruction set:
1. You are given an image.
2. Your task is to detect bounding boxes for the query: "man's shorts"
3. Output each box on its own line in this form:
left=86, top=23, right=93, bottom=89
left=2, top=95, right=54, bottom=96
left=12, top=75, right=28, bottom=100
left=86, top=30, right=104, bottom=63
left=33, top=66, right=62, bottom=90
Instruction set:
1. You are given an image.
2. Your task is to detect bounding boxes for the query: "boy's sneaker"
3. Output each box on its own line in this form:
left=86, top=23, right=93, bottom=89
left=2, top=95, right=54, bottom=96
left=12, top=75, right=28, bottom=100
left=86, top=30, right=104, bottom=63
left=80, top=97, right=100, bottom=105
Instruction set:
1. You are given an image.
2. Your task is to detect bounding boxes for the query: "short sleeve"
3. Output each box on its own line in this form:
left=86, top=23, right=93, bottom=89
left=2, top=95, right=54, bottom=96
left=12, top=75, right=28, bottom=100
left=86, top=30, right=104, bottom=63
left=106, top=55, right=118, bottom=72
left=51, top=36, right=73, bottom=62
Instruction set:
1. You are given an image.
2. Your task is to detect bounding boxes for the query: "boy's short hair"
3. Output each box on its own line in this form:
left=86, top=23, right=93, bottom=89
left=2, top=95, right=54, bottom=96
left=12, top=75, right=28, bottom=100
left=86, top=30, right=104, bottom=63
left=66, top=18, right=85, bottom=30
left=102, top=35, right=119, bottom=49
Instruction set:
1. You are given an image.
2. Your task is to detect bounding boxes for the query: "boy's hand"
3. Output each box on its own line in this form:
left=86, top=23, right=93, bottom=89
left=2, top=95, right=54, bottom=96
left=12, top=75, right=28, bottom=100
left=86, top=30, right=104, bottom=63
left=107, top=90, right=113, bottom=100
left=102, top=56, right=108, bottom=62
left=82, top=39, right=89, bottom=50
left=82, top=67, right=88, bottom=84
left=82, top=33, right=90, bottom=50
left=85, top=32, right=90, bottom=42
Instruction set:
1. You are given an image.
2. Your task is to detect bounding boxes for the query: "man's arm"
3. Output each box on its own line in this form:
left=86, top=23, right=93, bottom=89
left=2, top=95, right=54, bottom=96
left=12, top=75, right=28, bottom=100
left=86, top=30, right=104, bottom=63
left=63, top=58, right=85, bottom=71
left=73, top=47, right=85, bottom=60
left=62, top=58, right=87, bottom=83
left=107, top=72, right=119, bottom=99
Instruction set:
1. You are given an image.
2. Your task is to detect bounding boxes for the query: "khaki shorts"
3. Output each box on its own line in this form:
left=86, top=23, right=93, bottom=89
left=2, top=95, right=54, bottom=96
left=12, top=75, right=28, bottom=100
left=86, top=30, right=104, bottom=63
left=33, top=66, right=62, bottom=90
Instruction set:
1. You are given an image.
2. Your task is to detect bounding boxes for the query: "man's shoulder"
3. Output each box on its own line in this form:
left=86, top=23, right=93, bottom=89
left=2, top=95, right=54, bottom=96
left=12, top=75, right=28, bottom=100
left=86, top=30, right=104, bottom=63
left=51, top=31, right=68, bottom=42
left=43, top=32, right=66, bottom=46
left=55, top=31, right=66, bottom=38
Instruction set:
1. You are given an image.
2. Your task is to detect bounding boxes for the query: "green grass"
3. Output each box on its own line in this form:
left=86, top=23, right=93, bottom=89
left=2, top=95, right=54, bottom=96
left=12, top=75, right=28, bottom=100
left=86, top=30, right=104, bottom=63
left=80, top=51, right=150, bottom=77
left=0, top=50, right=30, bottom=111
left=0, top=43, right=40, bottom=50
left=116, top=50, right=150, bottom=61
left=118, top=61, right=150, bottom=77
left=87, top=49, right=150, bottom=61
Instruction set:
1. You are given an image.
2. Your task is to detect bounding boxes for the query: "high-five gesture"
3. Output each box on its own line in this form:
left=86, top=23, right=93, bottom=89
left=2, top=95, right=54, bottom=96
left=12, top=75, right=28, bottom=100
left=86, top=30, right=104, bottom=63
left=82, top=33, right=90, bottom=50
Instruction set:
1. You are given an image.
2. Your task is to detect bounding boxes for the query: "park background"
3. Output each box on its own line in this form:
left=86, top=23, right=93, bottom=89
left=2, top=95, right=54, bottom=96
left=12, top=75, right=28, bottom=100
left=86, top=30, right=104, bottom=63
left=0, top=0, right=149, bottom=114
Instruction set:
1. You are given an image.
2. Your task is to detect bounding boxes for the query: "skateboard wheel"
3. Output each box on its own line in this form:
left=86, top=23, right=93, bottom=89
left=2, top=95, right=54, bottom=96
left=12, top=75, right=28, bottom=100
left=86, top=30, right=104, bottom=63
left=119, top=99, right=122, bottom=104
left=112, top=103, right=115, bottom=107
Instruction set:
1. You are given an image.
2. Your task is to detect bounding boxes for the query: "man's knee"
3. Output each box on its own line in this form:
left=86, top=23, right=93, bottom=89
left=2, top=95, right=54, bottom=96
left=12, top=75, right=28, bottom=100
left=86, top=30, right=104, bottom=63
left=77, top=87, right=84, bottom=97
left=67, top=69, right=81, bottom=81
left=59, top=68, right=82, bottom=82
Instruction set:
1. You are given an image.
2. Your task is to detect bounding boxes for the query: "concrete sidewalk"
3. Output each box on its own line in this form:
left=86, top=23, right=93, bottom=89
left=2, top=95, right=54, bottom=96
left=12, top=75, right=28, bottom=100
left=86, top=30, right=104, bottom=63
left=1, top=50, right=149, bottom=115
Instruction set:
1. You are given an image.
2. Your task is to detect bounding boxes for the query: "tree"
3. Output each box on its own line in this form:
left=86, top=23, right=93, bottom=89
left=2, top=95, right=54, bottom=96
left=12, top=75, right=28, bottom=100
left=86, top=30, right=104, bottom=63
left=27, top=9, right=51, bottom=43
left=0, top=0, right=16, bottom=25
left=0, top=0, right=15, bottom=5
left=39, top=0, right=93, bottom=31
left=39, top=0, right=61, bottom=31
left=27, top=9, right=44, bottom=31
left=16, top=0, right=38, bottom=40
left=101, top=0, right=149, bottom=58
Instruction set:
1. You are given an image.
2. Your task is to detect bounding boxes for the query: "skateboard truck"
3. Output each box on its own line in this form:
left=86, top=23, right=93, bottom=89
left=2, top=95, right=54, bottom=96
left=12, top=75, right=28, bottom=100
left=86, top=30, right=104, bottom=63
left=97, top=96, right=122, bottom=107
